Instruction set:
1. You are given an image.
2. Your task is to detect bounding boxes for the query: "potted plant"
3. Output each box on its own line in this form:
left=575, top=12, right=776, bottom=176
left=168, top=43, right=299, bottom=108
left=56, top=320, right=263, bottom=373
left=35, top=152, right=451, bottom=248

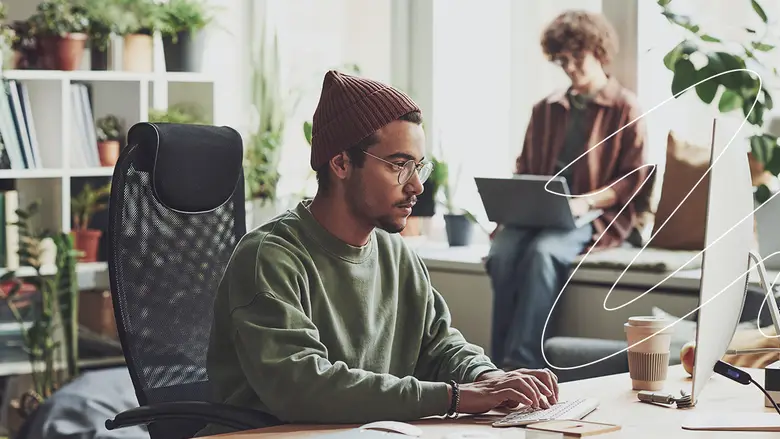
left=71, top=182, right=110, bottom=262
left=148, top=102, right=208, bottom=124
left=27, top=0, right=90, bottom=71
left=244, top=9, right=297, bottom=228
left=159, top=0, right=213, bottom=72
left=78, top=0, right=123, bottom=70
left=658, top=0, right=779, bottom=204
left=95, top=114, right=122, bottom=166
left=115, top=0, right=161, bottom=73
left=0, top=201, right=80, bottom=431
left=0, top=2, right=17, bottom=70
left=434, top=158, right=477, bottom=246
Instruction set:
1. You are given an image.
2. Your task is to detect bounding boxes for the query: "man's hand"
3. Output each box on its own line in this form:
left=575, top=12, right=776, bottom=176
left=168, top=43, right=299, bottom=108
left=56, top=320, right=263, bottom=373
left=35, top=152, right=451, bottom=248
left=457, top=368, right=559, bottom=414
left=568, top=198, right=591, bottom=217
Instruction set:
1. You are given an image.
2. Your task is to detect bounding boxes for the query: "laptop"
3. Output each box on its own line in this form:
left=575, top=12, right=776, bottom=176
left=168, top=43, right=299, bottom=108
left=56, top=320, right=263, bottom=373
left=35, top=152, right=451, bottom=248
left=474, top=174, right=602, bottom=230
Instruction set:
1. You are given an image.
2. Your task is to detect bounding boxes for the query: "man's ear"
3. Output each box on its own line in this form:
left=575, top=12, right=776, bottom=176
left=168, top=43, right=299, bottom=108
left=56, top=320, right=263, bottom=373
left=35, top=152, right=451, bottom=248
left=329, top=152, right=350, bottom=181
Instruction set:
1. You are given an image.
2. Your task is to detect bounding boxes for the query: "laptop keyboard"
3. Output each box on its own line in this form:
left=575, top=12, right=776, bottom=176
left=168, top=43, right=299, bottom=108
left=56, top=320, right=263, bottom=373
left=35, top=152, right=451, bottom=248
left=492, top=398, right=600, bottom=427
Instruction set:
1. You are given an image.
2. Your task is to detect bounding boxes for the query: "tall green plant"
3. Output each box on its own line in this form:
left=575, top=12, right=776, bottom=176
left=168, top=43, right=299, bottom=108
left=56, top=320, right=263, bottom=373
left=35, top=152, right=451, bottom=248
left=244, top=7, right=296, bottom=203
left=0, top=202, right=80, bottom=401
left=659, top=0, right=780, bottom=203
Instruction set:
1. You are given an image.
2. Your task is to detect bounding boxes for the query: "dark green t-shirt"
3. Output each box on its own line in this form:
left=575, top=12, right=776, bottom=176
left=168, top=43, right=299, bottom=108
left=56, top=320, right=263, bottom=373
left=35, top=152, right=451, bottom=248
left=555, top=91, right=593, bottom=187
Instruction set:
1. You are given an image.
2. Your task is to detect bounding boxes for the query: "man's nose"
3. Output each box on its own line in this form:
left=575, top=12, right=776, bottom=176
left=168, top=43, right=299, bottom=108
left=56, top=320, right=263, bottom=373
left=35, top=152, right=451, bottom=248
left=404, top=171, right=424, bottom=195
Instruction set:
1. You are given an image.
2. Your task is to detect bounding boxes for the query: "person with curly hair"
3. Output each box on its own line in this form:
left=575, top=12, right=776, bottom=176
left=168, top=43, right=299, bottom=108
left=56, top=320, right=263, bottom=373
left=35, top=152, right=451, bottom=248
left=485, top=10, right=651, bottom=370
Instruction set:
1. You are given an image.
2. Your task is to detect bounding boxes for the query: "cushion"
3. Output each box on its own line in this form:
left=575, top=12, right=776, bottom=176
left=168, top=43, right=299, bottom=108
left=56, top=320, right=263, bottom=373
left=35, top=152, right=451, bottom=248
left=573, top=246, right=702, bottom=273
left=650, top=131, right=711, bottom=250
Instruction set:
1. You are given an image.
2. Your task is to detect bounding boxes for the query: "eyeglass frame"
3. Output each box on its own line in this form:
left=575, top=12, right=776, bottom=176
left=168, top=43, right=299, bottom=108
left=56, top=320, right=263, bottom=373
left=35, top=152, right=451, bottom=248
left=360, top=150, right=434, bottom=185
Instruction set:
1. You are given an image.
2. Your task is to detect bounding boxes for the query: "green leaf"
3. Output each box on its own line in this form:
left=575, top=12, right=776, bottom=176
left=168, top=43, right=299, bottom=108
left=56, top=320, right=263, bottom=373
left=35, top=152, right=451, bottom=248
left=756, top=184, right=772, bottom=204
left=658, top=0, right=672, bottom=6
left=764, top=143, right=780, bottom=176
left=750, top=134, right=774, bottom=165
left=752, top=0, right=768, bottom=22
left=701, top=34, right=721, bottom=42
left=671, top=59, right=697, bottom=97
left=751, top=41, right=775, bottom=52
left=303, top=121, right=313, bottom=146
left=744, top=99, right=764, bottom=125
left=695, top=69, right=719, bottom=103
left=715, top=52, right=747, bottom=89
left=746, top=28, right=757, bottom=34
left=764, top=88, right=774, bottom=110
left=663, top=41, right=697, bottom=71
left=718, top=89, right=743, bottom=112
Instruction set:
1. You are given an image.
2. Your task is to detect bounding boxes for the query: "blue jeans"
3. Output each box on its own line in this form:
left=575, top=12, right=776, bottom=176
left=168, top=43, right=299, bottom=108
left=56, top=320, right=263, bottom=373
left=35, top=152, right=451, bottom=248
left=485, top=225, right=593, bottom=369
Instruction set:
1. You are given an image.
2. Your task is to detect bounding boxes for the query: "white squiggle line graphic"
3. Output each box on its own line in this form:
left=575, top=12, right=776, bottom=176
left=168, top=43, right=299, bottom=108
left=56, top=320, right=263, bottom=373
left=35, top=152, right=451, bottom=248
left=539, top=68, right=780, bottom=371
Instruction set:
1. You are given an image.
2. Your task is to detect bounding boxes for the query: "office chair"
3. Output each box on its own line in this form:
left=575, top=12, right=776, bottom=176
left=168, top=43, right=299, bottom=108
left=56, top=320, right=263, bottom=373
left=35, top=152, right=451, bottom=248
left=104, top=122, right=282, bottom=439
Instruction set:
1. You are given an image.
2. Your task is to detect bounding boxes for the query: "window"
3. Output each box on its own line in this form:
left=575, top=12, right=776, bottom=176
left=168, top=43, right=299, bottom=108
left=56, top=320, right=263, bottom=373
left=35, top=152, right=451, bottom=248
left=263, top=0, right=393, bottom=205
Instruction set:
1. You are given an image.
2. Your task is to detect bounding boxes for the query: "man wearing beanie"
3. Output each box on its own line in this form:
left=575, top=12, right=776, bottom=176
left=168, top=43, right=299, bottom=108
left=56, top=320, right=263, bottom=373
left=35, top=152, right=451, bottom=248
left=199, top=71, right=558, bottom=435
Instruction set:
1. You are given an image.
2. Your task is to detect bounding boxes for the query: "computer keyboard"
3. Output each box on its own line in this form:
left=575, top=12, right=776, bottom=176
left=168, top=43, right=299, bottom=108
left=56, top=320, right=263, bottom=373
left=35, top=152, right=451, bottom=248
left=491, top=398, right=600, bottom=428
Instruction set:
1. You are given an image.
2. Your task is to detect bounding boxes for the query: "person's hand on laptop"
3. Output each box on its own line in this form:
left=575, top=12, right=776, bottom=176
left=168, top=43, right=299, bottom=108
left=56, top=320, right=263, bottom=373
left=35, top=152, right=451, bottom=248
left=569, top=197, right=591, bottom=217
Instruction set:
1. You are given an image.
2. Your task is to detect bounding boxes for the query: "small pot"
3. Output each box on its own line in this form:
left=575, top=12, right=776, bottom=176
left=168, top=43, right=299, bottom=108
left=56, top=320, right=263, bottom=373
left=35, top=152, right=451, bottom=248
left=162, top=30, right=203, bottom=72
left=98, top=140, right=120, bottom=166
left=39, top=33, right=87, bottom=70
left=444, top=214, right=473, bottom=247
left=123, top=33, right=153, bottom=72
left=72, top=229, right=102, bottom=262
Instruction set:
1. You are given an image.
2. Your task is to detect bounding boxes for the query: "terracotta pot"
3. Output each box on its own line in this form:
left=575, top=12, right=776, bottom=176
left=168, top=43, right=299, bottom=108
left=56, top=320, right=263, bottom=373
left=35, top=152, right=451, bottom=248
left=123, top=34, right=153, bottom=72
left=72, top=229, right=102, bottom=262
left=38, top=34, right=87, bottom=70
left=98, top=140, right=120, bottom=166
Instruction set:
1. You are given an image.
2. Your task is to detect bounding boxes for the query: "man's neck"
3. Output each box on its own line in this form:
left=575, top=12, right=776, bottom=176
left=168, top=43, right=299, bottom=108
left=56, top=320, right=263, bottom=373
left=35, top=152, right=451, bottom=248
left=308, top=193, right=374, bottom=247
left=572, top=72, right=609, bottom=96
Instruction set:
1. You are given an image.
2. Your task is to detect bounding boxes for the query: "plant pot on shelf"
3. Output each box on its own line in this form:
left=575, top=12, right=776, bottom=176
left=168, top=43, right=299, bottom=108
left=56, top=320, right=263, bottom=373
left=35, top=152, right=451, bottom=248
left=123, top=33, right=153, bottom=72
left=38, top=33, right=88, bottom=70
left=71, top=228, right=102, bottom=262
left=162, top=30, right=204, bottom=72
left=444, top=214, right=473, bottom=247
left=91, top=45, right=109, bottom=70
left=98, top=140, right=120, bottom=167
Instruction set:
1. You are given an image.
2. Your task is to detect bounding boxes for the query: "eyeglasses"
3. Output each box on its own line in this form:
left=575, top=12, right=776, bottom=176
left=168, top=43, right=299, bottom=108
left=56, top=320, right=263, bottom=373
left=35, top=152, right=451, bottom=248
left=361, top=151, right=434, bottom=185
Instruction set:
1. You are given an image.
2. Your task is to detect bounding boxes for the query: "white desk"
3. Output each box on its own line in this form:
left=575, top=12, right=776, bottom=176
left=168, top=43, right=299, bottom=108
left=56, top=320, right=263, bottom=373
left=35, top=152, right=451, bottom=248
left=210, top=366, right=777, bottom=438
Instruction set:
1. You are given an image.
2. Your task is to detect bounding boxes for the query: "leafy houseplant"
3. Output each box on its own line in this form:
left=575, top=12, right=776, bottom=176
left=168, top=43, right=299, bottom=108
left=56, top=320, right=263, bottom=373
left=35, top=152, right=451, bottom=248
left=432, top=156, right=479, bottom=246
left=0, top=201, right=80, bottom=419
left=148, top=103, right=208, bottom=124
left=244, top=6, right=297, bottom=228
left=159, top=0, right=213, bottom=72
left=95, top=114, right=123, bottom=167
left=0, top=2, right=17, bottom=70
left=659, top=0, right=779, bottom=203
left=114, top=0, right=162, bottom=73
left=28, top=0, right=90, bottom=70
left=71, top=182, right=110, bottom=262
left=76, top=0, right=124, bottom=70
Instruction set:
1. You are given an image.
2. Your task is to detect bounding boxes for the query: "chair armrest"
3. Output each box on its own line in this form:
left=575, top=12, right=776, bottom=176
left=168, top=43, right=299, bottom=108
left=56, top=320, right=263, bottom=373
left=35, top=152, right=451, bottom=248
left=105, top=401, right=283, bottom=432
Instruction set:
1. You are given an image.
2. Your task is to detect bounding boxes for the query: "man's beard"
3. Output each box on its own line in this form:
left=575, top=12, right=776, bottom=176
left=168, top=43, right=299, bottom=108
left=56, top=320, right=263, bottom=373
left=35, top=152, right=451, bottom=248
left=345, top=185, right=406, bottom=234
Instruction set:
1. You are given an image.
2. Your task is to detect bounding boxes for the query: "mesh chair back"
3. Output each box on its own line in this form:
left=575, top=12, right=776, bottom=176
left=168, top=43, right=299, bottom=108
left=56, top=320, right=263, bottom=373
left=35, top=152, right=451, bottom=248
left=108, top=122, right=246, bottom=439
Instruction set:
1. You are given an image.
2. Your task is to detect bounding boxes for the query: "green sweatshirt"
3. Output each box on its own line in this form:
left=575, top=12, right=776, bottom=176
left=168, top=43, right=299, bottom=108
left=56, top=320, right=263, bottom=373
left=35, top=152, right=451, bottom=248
left=199, top=200, right=497, bottom=435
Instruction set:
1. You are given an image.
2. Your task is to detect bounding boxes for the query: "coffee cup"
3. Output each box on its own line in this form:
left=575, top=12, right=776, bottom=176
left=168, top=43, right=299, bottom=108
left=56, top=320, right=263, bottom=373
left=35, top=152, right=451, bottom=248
left=624, top=316, right=674, bottom=391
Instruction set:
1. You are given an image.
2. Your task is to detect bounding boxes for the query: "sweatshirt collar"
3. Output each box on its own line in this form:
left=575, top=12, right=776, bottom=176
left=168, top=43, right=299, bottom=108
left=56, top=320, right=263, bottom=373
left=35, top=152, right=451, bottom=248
left=294, top=200, right=375, bottom=263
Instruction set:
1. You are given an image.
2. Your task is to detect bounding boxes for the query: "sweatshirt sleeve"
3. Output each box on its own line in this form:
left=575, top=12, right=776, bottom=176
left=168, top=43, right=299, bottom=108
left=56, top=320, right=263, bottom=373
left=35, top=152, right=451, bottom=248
left=413, top=257, right=499, bottom=384
left=227, top=243, right=450, bottom=424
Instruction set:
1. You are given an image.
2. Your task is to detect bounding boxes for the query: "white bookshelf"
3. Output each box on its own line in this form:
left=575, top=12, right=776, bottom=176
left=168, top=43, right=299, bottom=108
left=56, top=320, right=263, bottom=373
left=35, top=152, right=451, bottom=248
left=0, top=68, right=216, bottom=284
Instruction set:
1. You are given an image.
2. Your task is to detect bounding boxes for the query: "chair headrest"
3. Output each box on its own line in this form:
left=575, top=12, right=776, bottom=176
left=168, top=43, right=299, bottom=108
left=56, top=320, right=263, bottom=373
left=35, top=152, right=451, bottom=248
left=126, top=122, right=244, bottom=213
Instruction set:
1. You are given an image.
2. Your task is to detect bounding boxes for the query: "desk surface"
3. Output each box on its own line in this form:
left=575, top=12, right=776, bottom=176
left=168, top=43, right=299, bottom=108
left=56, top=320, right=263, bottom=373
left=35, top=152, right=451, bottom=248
left=211, top=366, right=776, bottom=438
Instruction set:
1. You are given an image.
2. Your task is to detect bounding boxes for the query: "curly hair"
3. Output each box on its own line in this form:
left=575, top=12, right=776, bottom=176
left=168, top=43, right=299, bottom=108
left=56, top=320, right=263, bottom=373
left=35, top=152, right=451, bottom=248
left=540, top=10, right=619, bottom=66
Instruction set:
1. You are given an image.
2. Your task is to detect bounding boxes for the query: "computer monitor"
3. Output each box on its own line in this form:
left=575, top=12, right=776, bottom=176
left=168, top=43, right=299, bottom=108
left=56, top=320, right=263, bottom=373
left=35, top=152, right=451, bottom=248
left=689, top=118, right=780, bottom=406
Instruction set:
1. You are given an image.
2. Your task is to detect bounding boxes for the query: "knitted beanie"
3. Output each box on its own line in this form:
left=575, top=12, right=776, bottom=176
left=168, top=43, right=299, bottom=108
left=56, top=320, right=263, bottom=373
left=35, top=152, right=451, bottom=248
left=309, top=70, right=421, bottom=170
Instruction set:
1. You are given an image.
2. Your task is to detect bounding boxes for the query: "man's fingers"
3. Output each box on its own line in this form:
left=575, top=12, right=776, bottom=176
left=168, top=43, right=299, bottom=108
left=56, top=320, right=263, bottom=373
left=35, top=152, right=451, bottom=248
left=506, top=376, right=540, bottom=408
left=526, top=377, right=550, bottom=409
left=495, top=388, right=531, bottom=408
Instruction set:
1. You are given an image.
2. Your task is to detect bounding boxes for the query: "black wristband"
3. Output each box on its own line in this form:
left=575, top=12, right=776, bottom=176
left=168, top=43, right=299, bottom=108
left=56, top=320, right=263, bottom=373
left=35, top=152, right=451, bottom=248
left=446, top=380, right=459, bottom=418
